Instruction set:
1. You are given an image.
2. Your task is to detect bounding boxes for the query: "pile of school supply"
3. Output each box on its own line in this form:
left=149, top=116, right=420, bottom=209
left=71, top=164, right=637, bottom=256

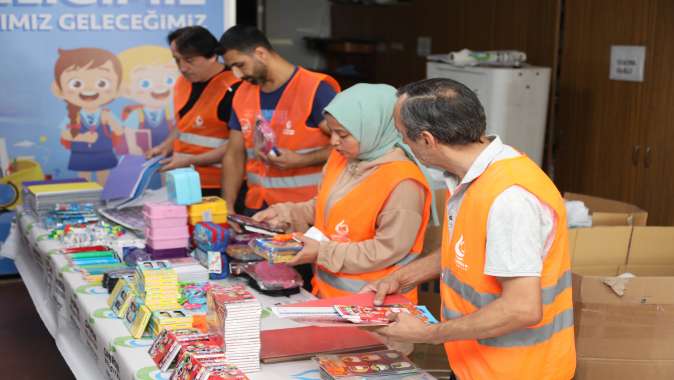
left=165, top=257, right=209, bottom=283
left=315, top=349, right=426, bottom=380
left=23, top=181, right=102, bottom=214
left=149, top=309, right=194, bottom=336
left=148, top=328, right=218, bottom=371
left=143, top=202, right=190, bottom=257
left=123, top=296, right=153, bottom=338
left=62, top=245, right=126, bottom=283
left=167, top=167, right=202, bottom=205
left=108, top=277, right=138, bottom=318
left=102, top=267, right=136, bottom=292
left=207, top=284, right=261, bottom=373
left=249, top=235, right=303, bottom=263
left=41, top=203, right=99, bottom=228
left=136, top=260, right=181, bottom=311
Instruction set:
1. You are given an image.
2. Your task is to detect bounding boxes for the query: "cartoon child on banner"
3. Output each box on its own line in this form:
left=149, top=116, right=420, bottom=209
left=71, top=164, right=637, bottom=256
left=117, top=45, right=178, bottom=154
left=52, top=48, right=125, bottom=185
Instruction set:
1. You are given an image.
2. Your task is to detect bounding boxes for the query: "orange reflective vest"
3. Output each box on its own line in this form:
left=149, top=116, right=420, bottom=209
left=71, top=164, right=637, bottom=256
left=233, top=67, right=340, bottom=209
left=313, top=151, right=432, bottom=302
left=173, top=70, right=239, bottom=189
left=440, top=156, right=576, bottom=380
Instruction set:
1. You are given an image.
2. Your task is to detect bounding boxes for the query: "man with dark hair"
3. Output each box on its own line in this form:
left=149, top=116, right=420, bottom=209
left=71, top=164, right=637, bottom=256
left=147, top=26, right=241, bottom=195
left=363, top=78, right=576, bottom=379
left=218, top=25, right=340, bottom=215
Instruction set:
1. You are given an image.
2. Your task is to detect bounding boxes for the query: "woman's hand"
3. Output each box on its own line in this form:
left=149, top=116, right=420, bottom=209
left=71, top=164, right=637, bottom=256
left=286, top=234, right=319, bottom=266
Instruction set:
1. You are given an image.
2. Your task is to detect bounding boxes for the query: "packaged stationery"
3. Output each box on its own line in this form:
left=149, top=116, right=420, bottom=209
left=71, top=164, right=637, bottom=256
left=249, top=235, right=302, bottom=263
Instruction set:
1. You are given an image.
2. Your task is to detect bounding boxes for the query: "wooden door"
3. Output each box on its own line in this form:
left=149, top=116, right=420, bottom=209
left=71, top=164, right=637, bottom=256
left=634, top=0, right=674, bottom=225
left=555, top=0, right=654, bottom=204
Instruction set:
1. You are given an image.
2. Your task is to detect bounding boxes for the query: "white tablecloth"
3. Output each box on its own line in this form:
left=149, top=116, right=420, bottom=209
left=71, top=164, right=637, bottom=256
left=2, top=211, right=326, bottom=380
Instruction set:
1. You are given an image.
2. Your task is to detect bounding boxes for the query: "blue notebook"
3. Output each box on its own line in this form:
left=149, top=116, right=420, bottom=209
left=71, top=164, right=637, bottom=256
left=101, top=155, right=163, bottom=208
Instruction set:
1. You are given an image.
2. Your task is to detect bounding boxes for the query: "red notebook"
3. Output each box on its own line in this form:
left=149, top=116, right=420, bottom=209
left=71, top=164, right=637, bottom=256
left=260, top=326, right=385, bottom=363
left=260, top=293, right=410, bottom=363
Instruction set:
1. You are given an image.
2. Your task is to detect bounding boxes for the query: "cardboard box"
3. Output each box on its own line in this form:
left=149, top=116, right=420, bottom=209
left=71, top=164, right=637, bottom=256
left=565, top=192, right=647, bottom=268
left=422, top=189, right=447, bottom=255
left=572, top=226, right=674, bottom=379
left=564, top=192, right=648, bottom=226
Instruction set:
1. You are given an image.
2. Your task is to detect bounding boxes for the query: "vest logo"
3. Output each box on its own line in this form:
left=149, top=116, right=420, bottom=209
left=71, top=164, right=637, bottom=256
left=454, top=235, right=469, bottom=271
left=241, top=119, right=252, bottom=135
left=194, top=115, right=204, bottom=128
left=330, top=220, right=350, bottom=242
left=282, top=120, right=295, bottom=136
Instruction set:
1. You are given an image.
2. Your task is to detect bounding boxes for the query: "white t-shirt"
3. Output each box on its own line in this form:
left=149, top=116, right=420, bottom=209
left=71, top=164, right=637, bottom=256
left=444, top=136, right=555, bottom=277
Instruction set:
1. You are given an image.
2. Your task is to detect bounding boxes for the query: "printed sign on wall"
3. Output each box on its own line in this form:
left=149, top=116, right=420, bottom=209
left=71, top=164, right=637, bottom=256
left=0, top=0, right=235, bottom=184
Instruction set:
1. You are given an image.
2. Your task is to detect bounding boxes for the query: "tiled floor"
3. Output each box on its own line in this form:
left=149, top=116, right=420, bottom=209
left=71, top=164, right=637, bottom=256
left=0, top=277, right=75, bottom=380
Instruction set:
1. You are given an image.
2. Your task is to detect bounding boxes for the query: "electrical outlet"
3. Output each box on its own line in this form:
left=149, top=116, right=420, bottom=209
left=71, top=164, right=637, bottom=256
left=417, top=36, right=432, bottom=57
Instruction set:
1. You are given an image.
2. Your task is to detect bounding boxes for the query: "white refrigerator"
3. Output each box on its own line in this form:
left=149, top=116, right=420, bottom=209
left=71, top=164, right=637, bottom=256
left=426, top=61, right=551, bottom=166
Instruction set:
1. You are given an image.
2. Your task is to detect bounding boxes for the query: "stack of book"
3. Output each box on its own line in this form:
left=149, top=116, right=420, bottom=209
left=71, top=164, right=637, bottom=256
left=207, top=284, right=261, bottom=373
left=136, top=260, right=181, bottom=311
left=149, top=309, right=194, bottom=336
left=167, top=257, right=209, bottom=283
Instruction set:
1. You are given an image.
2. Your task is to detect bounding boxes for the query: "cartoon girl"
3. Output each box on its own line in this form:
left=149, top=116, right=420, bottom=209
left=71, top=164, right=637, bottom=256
left=117, top=45, right=178, bottom=153
left=51, top=48, right=124, bottom=185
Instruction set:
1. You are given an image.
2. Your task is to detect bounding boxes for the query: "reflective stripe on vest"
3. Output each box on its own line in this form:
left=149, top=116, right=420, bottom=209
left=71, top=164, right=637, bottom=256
left=316, top=252, right=419, bottom=294
left=245, top=146, right=325, bottom=160
left=173, top=152, right=222, bottom=168
left=441, top=305, right=574, bottom=347
left=247, top=172, right=322, bottom=189
left=315, top=270, right=369, bottom=293
left=442, top=269, right=572, bottom=309
left=179, top=132, right=228, bottom=149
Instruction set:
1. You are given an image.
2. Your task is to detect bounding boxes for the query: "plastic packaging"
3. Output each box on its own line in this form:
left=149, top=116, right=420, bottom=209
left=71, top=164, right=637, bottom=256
left=249, top=236, right=303, bottom=263
left=226, top=243, right=263, bottom=262
left=193, top=222, right=230, bottom=252
left=240, top=261, right=303, bottom=294
left=253, top=117, right=278, bottom=156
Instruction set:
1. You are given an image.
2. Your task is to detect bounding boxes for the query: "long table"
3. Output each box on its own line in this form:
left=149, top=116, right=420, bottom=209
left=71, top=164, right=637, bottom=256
left=2, top=211, right=325, bottom=380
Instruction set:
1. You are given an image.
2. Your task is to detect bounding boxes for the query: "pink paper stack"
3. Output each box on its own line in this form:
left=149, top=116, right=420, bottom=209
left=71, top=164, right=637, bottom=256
left=143, top=202, right=190, bottom=258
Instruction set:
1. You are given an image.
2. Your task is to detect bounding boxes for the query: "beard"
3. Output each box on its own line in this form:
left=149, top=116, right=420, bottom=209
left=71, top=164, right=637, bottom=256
left=243, top=61, right=268, bottom=85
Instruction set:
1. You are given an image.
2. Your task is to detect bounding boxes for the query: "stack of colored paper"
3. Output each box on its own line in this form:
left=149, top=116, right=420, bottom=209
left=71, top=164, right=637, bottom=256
left=207, top=284, right=261, bottom=373
left=149, top=309, right=194, bottom=336
left=136, top=260, right=181, bottom=311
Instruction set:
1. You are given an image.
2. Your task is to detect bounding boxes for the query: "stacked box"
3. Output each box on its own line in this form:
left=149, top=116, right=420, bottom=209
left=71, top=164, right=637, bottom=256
left=143, top=202, right=190, bottom=257
left=188, top=197, right=228, bottom=225
left=136, top=260, right=181, bottom=311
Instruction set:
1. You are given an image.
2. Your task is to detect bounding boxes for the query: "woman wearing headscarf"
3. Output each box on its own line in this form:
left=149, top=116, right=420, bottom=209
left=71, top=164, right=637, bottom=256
left=253, top=83, right=437, bottom=302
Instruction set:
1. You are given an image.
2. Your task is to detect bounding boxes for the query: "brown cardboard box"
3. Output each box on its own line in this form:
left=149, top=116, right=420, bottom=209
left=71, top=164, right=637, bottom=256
left=421, top=189, right=447, bottom=255
left=564, top=192, right=648, bottom=226
left=572, top=226, right=674, bottom=379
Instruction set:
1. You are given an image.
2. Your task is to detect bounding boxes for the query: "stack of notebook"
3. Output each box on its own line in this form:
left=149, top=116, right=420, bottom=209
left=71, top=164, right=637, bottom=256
left=166, top=257, right=209, bottom=283
left=315, top=349, right=431, bottom=380
left=136, top=260, right=181, bottom=311
left=23, top=181, right=103, bottom=214
left=207, top=284, right=261, bottom=373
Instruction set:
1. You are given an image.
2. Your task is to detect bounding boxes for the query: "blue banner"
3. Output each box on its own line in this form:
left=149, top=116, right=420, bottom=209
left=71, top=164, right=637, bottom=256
left=0, top=0, right=234, bottom=183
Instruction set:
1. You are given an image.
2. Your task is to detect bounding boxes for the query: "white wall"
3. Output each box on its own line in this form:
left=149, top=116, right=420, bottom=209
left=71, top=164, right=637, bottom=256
left=263, top=0, right=331, bottom=70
